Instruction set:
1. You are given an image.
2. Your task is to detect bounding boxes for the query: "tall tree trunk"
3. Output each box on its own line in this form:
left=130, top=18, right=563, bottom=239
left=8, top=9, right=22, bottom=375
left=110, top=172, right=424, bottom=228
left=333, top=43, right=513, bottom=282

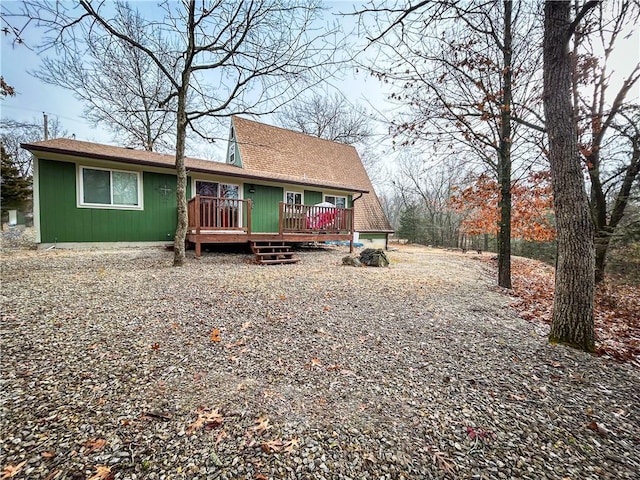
left=173, top=85, right=189, bottom=267
left=497, top=0, right=513, bottom=289
left=172, top=0, right=195, bottom=267
left=543, top=1, right=595, bottom=352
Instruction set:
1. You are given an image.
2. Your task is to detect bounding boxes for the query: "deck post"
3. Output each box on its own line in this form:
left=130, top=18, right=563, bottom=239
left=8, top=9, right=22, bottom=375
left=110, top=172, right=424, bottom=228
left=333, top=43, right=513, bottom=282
left=195, top=241, right=201, bottom=257
left=195, top=194, right=201, bottom=235
left=247, top=199, right=252, bottom=235
left=349, top=207, right=355, bottom=253
left=278, top=202, right=284, bottom=236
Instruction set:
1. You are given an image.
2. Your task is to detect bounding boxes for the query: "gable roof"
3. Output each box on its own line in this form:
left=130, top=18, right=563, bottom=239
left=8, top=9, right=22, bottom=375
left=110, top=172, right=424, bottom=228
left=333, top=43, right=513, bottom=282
left=232, top=116, right=393, bottom=233
left=21, top=138, right=368, bottom=194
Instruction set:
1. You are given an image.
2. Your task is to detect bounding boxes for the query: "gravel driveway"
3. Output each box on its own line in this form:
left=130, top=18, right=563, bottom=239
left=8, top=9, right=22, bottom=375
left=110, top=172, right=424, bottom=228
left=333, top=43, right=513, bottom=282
left=1, top=245, right=638, bottom=479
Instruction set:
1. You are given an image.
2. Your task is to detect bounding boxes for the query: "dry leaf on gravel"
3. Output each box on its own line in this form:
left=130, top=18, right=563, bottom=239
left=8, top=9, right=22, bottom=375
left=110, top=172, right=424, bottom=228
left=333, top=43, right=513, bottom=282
left=210, top=328, right=222, bottom=342
left=250, top=416, right=271, bottom=435
left=83, top=438, right=107, bottom=454
left=87, top=465, right=114, bottom=480
left=261, top=438, right=283, bottom=453
left=186, top=407, right=223, bottom=435
left=0, top=461, right=26, bottom=479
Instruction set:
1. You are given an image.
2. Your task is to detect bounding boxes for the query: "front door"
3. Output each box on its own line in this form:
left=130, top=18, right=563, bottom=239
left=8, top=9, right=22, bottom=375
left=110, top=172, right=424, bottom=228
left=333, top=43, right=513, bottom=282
left=244, top=184, right=283, bottom=233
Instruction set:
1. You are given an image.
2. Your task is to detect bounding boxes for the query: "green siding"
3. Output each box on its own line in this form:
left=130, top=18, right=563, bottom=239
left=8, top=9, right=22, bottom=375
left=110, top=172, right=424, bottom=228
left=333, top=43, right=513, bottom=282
left=38, top=159, right=177, bottom=242
left=359, top=233, right=387, bottom=240
left=244, top=183, right=282, bottom=233
left=304, top=190, right=322, bottom=205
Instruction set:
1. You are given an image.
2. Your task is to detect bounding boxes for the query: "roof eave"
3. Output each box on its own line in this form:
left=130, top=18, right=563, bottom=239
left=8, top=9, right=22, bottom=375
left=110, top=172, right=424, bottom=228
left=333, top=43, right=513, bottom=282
left=21, top=142, right=369, bottom=194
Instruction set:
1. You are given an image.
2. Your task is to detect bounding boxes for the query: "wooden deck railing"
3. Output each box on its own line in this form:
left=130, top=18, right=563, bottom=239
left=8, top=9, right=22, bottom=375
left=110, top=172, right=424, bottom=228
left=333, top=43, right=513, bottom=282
left=279, top=202, right=354, bottom=234
left=188, top=195, right=251, bottom=234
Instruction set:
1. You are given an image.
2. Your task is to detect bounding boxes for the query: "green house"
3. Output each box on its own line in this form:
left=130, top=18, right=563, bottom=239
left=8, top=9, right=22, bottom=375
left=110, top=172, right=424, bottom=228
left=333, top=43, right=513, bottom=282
left=21, top=117, right=393, bottom=253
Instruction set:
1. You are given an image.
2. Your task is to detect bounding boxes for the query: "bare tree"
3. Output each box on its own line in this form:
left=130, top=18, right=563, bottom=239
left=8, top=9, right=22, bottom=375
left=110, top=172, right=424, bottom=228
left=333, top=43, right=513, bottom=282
left=0, top=116, right=67, bottom=176
left=276, top=91, right=384, bottom=183
left=32, top=3, right=177, bottom=152
left=357, top=0, right=543, bottom=288
left=16, top=0, right=344, bottom=265
left=571, top=1, right=640, bottom=283
left=543, top=0, right=598, bottom=352
left=278, top=92, right=373, bottom=145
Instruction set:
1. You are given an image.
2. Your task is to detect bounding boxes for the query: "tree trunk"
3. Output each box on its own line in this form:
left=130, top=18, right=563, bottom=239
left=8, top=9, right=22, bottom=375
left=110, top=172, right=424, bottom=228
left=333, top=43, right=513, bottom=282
left=497, top=0, right=513, bottom=289
left=592, top=137, right=640, bottom=283
left=594, top=232, right=610, bottom=284
left=172, top=0, right=196, bottom=267
left=543, top=1, right=595, bottom=352
left=172, top=85, right=189, bottom=266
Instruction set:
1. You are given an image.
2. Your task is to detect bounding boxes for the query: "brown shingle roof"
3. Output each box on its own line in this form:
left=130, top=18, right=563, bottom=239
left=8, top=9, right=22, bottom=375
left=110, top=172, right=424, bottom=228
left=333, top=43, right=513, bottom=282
left=232, top=116, right=393, bottom=233
left=21, top=138, right=368, bottom=193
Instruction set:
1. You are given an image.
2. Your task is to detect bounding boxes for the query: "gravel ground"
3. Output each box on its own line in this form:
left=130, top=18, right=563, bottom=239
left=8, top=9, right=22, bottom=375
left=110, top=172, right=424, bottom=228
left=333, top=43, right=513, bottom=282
left=1, top=242, right=638, bottom=480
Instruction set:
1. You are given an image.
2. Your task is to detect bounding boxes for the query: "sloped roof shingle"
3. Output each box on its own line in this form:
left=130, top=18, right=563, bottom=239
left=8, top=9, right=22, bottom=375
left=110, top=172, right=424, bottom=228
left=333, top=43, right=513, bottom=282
left=21, top=138, right=368, bottom=193
left=232, top=116, right=393, bottom=233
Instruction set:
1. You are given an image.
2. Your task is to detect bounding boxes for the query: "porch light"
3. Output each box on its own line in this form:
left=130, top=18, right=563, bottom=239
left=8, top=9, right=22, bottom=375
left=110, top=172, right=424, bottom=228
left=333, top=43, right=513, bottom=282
left=248, top=185, right=256, bottom=193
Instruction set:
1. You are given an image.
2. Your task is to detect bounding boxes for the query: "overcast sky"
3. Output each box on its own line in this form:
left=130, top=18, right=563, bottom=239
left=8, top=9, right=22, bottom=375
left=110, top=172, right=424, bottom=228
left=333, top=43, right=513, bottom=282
left=1, top=1, right=637, bottom=164
left=0, top=1, right=391, bottom=160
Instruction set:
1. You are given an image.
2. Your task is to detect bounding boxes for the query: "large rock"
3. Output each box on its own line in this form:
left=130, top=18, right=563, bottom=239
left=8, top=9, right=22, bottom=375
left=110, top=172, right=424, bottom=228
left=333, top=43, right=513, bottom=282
left=342, top=255, right=362, bottom=267
left=359, top=248, right=390, bottom=267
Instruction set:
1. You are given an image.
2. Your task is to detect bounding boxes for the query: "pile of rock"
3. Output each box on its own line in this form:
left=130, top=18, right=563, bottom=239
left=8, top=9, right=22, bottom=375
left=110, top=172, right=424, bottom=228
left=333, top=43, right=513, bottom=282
left=342, top=248, right=390, bottom=267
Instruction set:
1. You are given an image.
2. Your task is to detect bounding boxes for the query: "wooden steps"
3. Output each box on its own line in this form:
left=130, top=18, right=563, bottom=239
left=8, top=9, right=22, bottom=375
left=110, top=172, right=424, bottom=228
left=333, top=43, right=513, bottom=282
left=250, top=241, right=300, bottom=265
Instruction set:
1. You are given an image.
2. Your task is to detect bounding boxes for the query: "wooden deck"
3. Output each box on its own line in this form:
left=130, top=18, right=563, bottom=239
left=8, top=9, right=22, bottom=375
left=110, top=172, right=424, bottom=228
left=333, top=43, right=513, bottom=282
left=186, top=195, right=355, bottom=257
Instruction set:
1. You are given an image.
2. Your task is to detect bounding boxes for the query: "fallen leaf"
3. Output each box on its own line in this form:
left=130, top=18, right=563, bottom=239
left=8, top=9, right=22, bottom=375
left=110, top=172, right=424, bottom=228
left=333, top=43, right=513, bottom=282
left=215, top=429, right=227, bottom=445
left=41, top=451, right=56, bottom=458
left=323, top=305, right=330, bottom=311
left=87, top=465, right=114, bottom=480
left=586, top=420, right=608, bottom=437
left=83, top=438, right=107, bottom=454
left=211, top=328, right=222, bottom=342
left=186, top=407, right=223, bottom=435
left=279, top=294, right=286, bottom=300
left=283, top=438, right=299, bottom=454
left=254, top=474, right=268, bottom=480
left=310, top=357, right=322, bottom=368
left=326, top=364, right=341, bottom=371
left=1, top=461, right=27, bottom=479
left=241, top=321, right=252, bottom=331
left=151, top=342, right=160, bottom=350
left=261, top=438, right=283, bottom=453
left=251, top=416, right=272, bottom=435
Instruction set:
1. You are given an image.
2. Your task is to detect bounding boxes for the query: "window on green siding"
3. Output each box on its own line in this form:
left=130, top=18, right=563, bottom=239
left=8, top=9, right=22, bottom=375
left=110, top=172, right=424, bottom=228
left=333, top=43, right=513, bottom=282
left=80, top=166, right=142, bottom=209
left=286, top=191, right=303, bottom=204
left=324, top=195, right=346, bottom=208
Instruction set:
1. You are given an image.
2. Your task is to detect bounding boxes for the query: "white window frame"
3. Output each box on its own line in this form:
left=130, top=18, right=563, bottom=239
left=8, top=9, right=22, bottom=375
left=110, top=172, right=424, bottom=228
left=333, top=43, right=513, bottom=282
left=77, top=165, right=143, bottom=210
left=285, top=190, right=303, bottom=205
left=193, top=179, right=241, bottom=199
left=323, top=194, right=347, bottom=208
left=228, top=127, right=237, bottom=164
